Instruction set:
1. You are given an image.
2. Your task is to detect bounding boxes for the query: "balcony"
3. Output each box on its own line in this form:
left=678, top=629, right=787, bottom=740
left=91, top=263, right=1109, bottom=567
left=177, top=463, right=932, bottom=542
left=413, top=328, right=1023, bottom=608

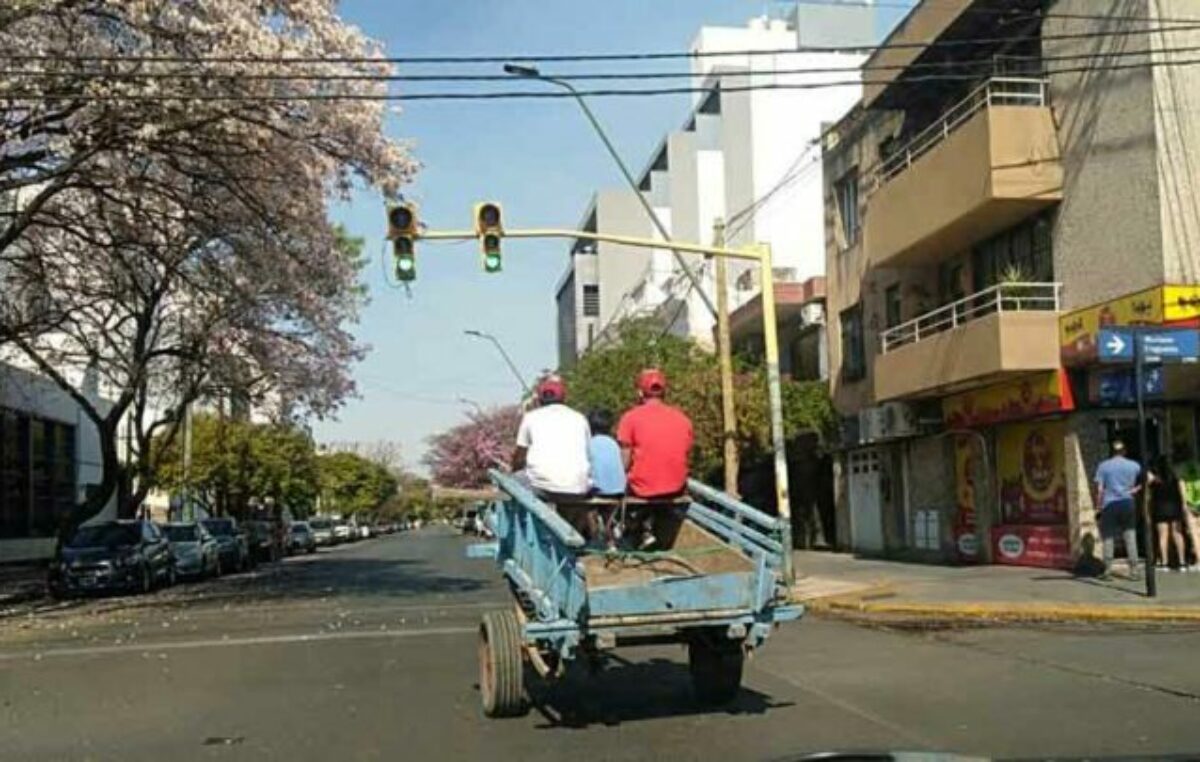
left=875, top=283, right=1062, bottom=401
left=864, top=78, right=1062, bottom=269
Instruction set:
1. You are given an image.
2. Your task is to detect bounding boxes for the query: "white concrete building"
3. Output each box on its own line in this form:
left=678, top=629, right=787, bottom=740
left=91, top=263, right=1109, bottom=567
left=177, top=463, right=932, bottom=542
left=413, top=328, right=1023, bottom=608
left=557, top=5, right=872, bottom=361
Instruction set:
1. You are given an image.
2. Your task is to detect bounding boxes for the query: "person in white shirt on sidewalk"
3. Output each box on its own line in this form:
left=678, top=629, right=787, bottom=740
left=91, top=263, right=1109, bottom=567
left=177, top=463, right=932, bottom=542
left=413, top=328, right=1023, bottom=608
left=511, top=376, right=591, bottom=500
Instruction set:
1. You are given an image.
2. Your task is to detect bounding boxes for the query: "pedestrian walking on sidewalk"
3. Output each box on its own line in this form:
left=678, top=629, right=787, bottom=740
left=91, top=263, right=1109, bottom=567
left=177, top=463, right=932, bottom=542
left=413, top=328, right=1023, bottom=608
left=1176, top=455, right=1200, bottom=571
left=1148, top=457, right=1190, bottom=572
left=1093, top=441, right=1143, bottom=581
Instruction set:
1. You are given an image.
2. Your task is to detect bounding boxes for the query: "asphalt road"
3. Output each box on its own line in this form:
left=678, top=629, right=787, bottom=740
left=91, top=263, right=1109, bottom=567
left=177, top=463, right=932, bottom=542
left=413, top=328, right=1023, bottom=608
left=2, top=527, right=1200, bottom=761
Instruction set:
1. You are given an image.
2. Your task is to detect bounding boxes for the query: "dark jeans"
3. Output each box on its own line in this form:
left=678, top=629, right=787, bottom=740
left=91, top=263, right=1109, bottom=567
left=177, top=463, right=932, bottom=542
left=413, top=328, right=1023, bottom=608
left=1099, top=498, right=1139, bottom=571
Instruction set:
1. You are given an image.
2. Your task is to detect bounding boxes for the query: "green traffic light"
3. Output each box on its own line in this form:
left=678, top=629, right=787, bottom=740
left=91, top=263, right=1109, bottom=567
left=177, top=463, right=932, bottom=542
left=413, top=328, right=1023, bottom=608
left=484, top=253, right=502, bottom=273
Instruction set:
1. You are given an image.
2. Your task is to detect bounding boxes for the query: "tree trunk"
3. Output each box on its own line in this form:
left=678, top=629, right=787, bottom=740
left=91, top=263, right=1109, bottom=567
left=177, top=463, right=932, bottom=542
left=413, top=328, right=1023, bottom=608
left=58, top=418, right=122, bottom=547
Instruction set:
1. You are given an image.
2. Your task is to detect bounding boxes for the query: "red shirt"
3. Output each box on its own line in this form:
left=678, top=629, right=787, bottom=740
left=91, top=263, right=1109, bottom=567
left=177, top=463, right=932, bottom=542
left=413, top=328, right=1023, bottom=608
left=616, top=399, right=694, bottom=498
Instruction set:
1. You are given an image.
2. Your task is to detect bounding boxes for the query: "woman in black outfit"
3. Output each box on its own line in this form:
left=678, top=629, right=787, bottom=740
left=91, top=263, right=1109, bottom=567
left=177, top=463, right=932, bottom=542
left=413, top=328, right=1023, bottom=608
left=1149, top=457, right=1188, bottom=570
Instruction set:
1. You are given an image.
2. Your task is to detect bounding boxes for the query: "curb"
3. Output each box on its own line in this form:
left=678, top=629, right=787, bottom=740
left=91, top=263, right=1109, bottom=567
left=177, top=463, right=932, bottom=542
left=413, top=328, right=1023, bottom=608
left=806, top=597, right=1200, bottom=624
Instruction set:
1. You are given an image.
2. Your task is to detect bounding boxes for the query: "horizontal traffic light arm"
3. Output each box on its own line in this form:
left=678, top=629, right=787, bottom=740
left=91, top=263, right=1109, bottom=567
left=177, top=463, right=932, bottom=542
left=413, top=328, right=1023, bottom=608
left=416, top=228, right=762, bottom=262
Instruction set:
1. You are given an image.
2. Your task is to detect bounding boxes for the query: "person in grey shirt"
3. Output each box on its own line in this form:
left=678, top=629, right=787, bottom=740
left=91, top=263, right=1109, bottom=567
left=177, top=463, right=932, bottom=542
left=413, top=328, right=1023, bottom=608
left=1093, top=440, right=1143, bottom=580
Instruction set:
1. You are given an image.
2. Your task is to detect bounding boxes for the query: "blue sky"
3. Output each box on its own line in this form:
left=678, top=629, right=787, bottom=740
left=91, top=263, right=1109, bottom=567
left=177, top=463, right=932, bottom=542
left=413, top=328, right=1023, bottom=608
left=315, top=0, right=909, bottom=471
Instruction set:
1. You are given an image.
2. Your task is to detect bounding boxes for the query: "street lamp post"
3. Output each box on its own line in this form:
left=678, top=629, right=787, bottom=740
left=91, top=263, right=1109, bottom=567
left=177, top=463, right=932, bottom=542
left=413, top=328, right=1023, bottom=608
left=502, top=63, right=717, bottom=319
left=464, top=329, right=532, bottom=396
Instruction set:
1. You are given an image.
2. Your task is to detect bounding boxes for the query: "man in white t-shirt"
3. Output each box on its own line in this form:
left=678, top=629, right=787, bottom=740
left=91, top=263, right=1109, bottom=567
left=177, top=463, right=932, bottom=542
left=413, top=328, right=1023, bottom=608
left=511, top=376, right=591, bottom=497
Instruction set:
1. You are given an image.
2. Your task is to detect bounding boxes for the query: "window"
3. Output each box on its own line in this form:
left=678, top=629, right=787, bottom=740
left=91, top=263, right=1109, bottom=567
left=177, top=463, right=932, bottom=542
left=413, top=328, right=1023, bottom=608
left=582, top=284, right=600, bottom=317
left=971, top=211, right=1054, bottom=290
left=841, top=304, right=866, bottom=382
left=0, top=409, right=75, bottom=540
left=834, top=168, right=860, bottom=247
left=885, top=285, right=902, bottom=329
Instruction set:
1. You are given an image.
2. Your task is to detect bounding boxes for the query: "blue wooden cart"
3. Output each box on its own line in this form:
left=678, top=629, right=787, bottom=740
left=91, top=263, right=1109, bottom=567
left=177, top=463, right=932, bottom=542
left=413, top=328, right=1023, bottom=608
left=468, top=470, right=802, bottom=717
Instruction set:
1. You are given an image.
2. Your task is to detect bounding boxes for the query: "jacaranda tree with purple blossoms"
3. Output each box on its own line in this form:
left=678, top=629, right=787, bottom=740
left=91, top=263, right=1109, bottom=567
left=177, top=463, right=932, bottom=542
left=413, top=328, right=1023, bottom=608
left=0, top=2, right=417, bottom=534
left=423, top=406, right=522, bottom=489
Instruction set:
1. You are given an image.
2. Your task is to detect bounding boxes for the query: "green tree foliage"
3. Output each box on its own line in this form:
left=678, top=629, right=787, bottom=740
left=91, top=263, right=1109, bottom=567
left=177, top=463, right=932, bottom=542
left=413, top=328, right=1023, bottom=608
left=563, top=319, right=835, bottom=480
left=153, top=414, right=319, bottom=516
left=316, top=451, right=399, bottom=517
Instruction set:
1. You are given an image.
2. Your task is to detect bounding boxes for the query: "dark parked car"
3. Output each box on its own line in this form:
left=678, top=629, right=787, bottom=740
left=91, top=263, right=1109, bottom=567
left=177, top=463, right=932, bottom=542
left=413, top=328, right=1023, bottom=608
left=201, top=517, right=253, bottom=572
left=246, top=520, right=283, bottom=563
left=163, top=522, right=222, bottom=579
left=56, top=520, right=174, bottom=596
left=287, top=522, right=317, bottom=555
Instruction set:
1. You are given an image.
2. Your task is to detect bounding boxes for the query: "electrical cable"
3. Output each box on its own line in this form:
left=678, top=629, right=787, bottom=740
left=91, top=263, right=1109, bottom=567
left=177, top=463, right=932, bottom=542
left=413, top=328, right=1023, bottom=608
left=3, top=19, right=1199, bottom=65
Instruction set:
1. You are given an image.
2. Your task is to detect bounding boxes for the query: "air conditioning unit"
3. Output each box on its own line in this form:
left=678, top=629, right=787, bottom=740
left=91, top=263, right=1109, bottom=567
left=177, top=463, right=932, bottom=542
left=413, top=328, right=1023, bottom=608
left=858, top=407, right=886, bottom=444
left=799, top=302, right=825, bottom=327
left=879, top=401, right=919, bottom=439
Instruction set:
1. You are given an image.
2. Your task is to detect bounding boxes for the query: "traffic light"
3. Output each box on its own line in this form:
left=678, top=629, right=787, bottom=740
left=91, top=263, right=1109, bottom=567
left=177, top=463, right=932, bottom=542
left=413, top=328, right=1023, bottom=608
left=387, top=203, right=418, bottom=281
left=475, top=202, right=503, bottom=273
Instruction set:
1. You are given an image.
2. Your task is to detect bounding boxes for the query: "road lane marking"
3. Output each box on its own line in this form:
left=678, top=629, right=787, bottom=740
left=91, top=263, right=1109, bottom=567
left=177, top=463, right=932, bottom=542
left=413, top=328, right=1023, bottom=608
left=0, top=626, right=476, bottom=662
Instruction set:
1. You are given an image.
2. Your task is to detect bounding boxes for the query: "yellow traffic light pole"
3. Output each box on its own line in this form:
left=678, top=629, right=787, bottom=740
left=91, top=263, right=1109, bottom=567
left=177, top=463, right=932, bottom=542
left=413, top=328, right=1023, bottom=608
left=419, top=226, right=794, bottom=585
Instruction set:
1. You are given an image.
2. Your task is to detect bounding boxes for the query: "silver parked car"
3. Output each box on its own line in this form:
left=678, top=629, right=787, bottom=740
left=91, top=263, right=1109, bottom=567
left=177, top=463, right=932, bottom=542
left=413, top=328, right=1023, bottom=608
left=163, top=522, right=222, bottom=579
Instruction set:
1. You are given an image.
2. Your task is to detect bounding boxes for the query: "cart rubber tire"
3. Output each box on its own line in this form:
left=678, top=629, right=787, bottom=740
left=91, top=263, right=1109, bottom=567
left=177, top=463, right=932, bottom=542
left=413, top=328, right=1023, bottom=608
left=688, top=635, right=744, bottom=705
left=478, top=610, right=527, bottom=718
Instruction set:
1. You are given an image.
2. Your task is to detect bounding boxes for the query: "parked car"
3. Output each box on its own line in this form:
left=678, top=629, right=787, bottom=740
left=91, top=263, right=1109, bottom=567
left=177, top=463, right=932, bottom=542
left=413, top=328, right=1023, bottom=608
left=56, top=520, right=174, bottom=596
left=332, top=519, right=353, bottom=544
left=373, top=520, right=393, bottom=535
left=163, top=522, right=222, bottom=579
left=309, top=517, right=335, bottom=547
left=287, top=521, right=317, bottom=555
left=200, top=517, right=253, bottom=572
left=357, top=522, right=372, bottom=540
left=246, top=520, right=283, bottom=562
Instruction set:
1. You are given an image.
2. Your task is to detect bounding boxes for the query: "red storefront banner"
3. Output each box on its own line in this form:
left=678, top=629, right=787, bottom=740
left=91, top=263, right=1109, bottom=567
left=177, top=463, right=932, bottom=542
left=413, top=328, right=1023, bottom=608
left=991, top=525, right=1073, bottom=569
left=943, top=370, right=1075, bottom=430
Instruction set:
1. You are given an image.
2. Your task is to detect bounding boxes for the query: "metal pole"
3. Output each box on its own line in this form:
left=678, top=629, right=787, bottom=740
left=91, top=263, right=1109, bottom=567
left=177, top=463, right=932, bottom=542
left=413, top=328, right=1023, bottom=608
left=464, top=330, right=532, bottom=396
left=713, top=219, right=739, bottom=496
left=507, top=67, right=717, bottom=319
left=757, top=243, right=793, bottom=585
left=422, top=228, right=762, bottom=261
left=1134, top=333, right=1157, bottom=597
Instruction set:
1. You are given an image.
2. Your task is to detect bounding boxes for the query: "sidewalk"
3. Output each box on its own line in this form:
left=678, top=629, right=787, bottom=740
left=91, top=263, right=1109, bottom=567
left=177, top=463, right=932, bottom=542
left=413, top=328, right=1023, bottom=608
left=791, top=550, right=1200, bottom=624
left=0, top=563, right=48, bottom=609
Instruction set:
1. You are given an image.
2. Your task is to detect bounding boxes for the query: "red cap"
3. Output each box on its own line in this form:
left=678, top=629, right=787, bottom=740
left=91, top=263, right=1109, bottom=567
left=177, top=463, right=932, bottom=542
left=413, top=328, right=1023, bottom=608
left=636, top=368, right=667, bottom=395
left=537, top=376, right=566, bottom=403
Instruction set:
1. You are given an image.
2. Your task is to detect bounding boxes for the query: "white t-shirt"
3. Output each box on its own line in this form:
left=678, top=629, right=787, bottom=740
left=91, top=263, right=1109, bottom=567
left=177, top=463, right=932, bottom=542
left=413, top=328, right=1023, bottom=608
left=516, top=404, right=591, bottom=495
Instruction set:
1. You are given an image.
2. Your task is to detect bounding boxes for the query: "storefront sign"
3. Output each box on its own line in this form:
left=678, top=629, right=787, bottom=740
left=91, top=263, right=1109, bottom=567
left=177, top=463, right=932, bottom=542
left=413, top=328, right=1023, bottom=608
left=997, top=421, right=1068, bottom=525
left=1061, top=285, right=1200, bottom=365
left=943, top=371, right=1074, bottom=429
left=991, top=525, right=1073, bottom=569
left=953, top=437, right=980, bottom=562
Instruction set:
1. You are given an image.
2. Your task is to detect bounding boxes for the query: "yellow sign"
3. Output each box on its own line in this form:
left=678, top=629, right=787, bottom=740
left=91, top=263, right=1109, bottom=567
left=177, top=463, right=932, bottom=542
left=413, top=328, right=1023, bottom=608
left=953, top=437, right=981, bottom=559
left=1163, top=285, right=1200, bottom=322
left=1060, top=285, right=1200, bottom=364
left=943, top=371, right=1073, bottom=429
left=997, top=421, right=1067, bottom=525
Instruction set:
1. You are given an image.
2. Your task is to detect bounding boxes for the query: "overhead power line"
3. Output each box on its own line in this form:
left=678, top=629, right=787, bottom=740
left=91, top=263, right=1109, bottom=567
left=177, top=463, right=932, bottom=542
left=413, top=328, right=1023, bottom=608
left=7, top=55, right=1200, bottom=102
left=8, top=43, right=1200, bottom=84
left=2, top=20, right=1200, bottom=65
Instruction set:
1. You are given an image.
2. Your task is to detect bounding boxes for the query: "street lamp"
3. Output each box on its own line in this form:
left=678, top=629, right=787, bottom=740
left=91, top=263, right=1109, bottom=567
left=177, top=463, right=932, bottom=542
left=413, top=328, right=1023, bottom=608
left=503, top=63, right=716, bottom=318
left=463, top=329, right=532, bottom=396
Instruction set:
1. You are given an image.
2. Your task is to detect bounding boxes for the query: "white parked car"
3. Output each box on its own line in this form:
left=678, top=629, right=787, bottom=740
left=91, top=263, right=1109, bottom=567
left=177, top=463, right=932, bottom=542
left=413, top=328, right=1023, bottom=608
left=332, top=520, right=353, bottom=543
left=358, top=523, right=371, bottom=539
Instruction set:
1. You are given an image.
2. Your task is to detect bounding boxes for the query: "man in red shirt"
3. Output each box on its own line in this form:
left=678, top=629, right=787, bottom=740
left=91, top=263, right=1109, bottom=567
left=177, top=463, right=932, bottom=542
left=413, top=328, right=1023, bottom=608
left=616, top=369, right=694, bottom=499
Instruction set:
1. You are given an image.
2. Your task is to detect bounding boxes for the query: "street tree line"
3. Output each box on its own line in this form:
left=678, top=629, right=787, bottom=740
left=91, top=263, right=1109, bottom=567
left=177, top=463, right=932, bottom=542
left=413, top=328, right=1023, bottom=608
left=0, top=2, right=415, bottom=535
left=153, top=416, right=403, bottom=521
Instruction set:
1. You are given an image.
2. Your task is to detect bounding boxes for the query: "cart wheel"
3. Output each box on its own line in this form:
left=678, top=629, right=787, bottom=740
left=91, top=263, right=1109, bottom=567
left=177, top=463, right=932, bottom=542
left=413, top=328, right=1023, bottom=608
left=688, top=634, right=744, bottom=705
left=478, top=610, right=527, bottom=718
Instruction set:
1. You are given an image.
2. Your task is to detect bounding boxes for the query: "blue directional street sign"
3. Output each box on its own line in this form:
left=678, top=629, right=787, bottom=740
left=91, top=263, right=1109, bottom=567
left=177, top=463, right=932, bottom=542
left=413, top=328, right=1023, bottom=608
left=1097, top=329, right=1134, bottom=361
left=1097, top=328, right=1200, bottom=363
left=1098, top=366, right=1164, bottom=405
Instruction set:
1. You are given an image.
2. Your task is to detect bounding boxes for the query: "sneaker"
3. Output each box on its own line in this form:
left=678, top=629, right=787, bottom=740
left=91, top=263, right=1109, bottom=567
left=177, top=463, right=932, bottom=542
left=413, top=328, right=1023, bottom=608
left=639, top=532, right=657, bottom=551
left=1188, top=565, right=1200, bottom=573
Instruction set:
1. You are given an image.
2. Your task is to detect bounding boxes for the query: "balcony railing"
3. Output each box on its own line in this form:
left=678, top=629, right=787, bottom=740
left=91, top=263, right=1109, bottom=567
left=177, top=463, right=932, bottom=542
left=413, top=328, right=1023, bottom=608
left=880, top=282, right=1061, bottom=354
left=869, top=77, right=1048, bottom=193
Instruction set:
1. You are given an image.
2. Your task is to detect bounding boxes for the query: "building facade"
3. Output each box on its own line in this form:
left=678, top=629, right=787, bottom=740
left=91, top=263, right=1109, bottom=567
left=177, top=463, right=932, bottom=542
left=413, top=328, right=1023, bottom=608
left=823, top=0, right=1200, bottom=568
left=556, top=6, right=870, bottom=364
left=0, top=362, right=115, bottom=563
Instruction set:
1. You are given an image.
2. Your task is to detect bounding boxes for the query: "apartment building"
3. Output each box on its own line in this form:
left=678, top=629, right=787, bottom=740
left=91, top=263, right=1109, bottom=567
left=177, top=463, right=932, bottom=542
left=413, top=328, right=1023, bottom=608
left=557, top=5, right=870, bottom=365
left=823, top=0, right=1200, bottom=568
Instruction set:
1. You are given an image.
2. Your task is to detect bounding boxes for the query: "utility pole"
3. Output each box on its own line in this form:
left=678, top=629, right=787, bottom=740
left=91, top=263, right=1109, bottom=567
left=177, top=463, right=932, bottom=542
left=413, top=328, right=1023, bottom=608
left=1133, top=333, right=1157, bottom=597
left=713, top=219, right=739, bottom=495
